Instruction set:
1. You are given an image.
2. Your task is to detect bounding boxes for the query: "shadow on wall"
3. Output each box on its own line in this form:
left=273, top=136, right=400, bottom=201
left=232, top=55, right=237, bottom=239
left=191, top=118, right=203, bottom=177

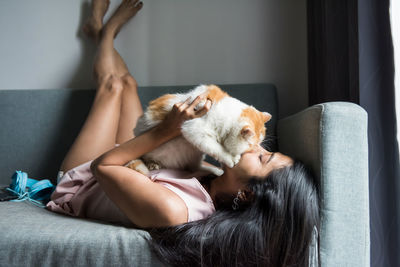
left=66, top=1, right=97, bottom=89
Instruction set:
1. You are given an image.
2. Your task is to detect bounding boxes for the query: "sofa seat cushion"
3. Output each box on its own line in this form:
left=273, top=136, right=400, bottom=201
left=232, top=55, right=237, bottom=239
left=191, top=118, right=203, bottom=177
left=0, top=202, right=163, bottom=267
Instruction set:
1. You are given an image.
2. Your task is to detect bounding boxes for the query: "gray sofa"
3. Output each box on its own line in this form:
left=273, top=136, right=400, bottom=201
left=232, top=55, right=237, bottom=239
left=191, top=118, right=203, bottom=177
left=0, top=84, right=370, bottom=267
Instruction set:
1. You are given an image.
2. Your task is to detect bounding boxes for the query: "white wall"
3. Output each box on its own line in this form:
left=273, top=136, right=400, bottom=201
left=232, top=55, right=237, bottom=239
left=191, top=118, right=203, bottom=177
left=0, top=0, right=307, bottom=118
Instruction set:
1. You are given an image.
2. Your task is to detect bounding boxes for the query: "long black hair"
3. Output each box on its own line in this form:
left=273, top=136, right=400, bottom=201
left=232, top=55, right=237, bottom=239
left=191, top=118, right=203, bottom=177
left=147, top=160, right=320, bottom=267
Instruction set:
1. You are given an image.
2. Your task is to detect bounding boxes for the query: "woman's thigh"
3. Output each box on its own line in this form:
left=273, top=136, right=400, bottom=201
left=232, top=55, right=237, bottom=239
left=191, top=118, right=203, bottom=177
left=115, top=74, right=143, bottom=144
left=60, top=76, right=124, bottom=173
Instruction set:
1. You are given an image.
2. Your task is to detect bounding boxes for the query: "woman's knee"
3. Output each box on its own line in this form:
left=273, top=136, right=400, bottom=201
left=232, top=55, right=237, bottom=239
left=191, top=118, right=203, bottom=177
left=98, top=74, right=124, bottom=94
left=121, top=74, right=138, bottom=90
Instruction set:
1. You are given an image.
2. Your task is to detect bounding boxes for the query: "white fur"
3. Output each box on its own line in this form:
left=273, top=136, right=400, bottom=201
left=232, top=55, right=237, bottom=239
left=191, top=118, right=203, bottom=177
left=132, top=85, right=268, bottom=175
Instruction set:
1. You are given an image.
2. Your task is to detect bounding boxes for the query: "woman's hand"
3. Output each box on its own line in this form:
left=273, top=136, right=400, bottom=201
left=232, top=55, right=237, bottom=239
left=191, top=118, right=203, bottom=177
left=155, top=94, right=213, bottom=138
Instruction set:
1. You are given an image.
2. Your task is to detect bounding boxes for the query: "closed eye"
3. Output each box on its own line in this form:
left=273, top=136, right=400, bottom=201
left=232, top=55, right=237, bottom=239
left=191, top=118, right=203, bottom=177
left=259, top=152, right=275, bottom=165
left=266, top=152, right=275, bottom=164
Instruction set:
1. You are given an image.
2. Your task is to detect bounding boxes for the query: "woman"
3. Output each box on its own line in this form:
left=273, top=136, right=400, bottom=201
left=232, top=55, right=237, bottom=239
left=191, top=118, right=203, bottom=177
left=47, top=0, right=321, bottom=266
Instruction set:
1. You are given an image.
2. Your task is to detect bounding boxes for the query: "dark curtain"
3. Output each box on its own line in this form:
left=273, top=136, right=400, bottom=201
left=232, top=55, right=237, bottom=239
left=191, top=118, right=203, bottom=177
left=307, top=0, right=400, bottom=266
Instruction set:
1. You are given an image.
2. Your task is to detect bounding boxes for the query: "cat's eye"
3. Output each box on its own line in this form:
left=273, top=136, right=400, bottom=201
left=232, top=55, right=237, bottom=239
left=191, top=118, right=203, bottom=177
left=259, top=154, right=263, bottom=163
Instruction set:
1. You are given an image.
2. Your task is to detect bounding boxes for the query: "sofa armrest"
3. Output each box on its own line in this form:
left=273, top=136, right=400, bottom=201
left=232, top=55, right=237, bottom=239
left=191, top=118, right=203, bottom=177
left=277, top=102, right=370, bottom=267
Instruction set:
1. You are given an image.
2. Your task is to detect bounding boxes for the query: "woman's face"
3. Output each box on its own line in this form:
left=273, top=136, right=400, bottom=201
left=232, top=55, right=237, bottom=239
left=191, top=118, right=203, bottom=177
left=228, top=145, right=293, bottom=181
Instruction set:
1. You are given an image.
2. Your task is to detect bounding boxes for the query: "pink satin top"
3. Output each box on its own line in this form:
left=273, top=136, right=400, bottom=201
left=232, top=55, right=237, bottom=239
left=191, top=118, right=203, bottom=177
left=46, top=160, right=216, bottom=226
left=149, top=169, right=215, bottom=222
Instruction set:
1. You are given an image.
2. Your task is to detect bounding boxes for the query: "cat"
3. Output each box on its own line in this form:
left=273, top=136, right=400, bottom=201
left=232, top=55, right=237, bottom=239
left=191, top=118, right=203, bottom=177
left=125, top=84, right=271, bottom=176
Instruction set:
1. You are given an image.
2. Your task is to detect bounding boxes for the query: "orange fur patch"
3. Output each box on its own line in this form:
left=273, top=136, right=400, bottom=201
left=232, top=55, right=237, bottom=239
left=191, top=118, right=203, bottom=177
left=206, top=85, right=228, bottom=103
left=148, top=94, right=175, bottom=121
left=132, top=160, right=143, bottom=169
left=240, top=107, right=267, bottom=143
left=125, top=159, right=149, bottom=175
left=126, top=159, right=144, bottom=169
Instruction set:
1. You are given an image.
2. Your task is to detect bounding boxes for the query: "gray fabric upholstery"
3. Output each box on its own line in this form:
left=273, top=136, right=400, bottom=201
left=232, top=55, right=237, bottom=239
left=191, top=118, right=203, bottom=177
left=0, top=202, right=163, bottom=267
left=278, top=102, right=370, bottom=267
left=0, top=84, right=278, bottom=267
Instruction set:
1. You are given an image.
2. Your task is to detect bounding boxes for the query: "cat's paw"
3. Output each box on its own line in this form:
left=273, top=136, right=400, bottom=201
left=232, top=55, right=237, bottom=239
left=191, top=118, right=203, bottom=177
left=125, top=159, right=150, bottom=176
left=220, top=157, right=235, bottom=168
left=232, top=154, right=241, bottom=166
left=219, top=154, right=241, bottom=168
left=147, top=161, right=161, bottom=171
left=212, top=168, right=224, bottom=176
left=199, top=164, right=224, bottom=176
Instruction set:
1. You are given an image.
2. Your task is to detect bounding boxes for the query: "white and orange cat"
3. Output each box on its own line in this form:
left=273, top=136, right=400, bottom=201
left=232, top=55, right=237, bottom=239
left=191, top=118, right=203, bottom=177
left=126, top=84, right=271, bottom=176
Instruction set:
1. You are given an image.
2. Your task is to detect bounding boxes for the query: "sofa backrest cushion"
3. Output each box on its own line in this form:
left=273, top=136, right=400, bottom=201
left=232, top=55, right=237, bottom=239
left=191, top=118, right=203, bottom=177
left=0, top=83, right=277, bottom=184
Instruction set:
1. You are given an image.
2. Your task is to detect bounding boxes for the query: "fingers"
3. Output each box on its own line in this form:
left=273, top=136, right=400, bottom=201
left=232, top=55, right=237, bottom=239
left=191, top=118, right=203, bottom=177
left=195, top=99, right=212, bottom=117
left=173, top=94, right=212, bottom=120
left=188, top=95, right=205, bottom=109
left=188, top=95, right=212, bottom=118
left=174, top=97, right=191, bottom=109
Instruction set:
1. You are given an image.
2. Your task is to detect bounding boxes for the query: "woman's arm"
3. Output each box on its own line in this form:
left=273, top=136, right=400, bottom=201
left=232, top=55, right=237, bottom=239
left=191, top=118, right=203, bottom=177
left=92, top=125, right=176, bottom=167
left=90, top=95, right=211, bottom=228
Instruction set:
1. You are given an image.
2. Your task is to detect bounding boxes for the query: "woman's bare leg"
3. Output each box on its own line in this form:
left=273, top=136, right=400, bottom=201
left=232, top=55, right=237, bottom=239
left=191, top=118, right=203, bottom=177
left=116, top=73, right=144, bottom=144
left=60, top=0, right=143, bottom=173
left=96, top=0, right=144, bottom=144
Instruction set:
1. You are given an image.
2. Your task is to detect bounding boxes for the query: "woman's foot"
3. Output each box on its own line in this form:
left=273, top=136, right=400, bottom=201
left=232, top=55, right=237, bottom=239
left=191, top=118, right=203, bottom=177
left=82, top=0, right=111, bottom=42
left=103, top=0, right=143, bottom=39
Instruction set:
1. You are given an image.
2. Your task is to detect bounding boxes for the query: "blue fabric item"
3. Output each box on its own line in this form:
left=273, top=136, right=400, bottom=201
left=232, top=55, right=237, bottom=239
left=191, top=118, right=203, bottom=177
left=7, top=171, right=55, bottom=208
left=9, top=171, right=28, bottom=194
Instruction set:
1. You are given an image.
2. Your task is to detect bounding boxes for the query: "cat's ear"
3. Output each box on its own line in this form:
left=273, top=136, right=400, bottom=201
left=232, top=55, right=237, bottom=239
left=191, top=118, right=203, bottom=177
left=241, top=126, right=255, bottom=140
left=262, top=112, right=272, bottom=123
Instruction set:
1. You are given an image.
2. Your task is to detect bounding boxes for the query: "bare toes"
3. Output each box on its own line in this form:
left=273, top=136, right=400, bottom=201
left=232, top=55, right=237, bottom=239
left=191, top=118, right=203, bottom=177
left=125, top=0, right=143, bottom=11
left=103, top=0, right=143, bottom=37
